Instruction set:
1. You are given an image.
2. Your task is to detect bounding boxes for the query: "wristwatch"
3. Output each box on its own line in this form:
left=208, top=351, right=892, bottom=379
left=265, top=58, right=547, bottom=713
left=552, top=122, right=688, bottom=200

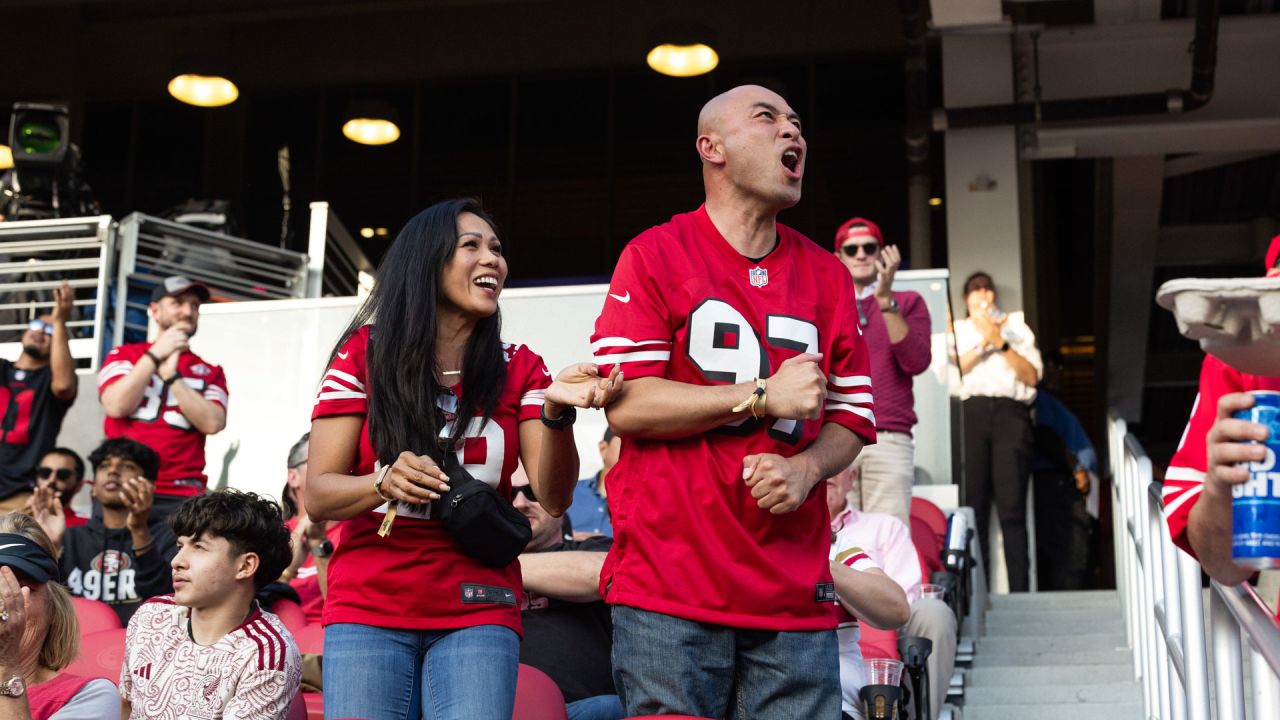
left=880, top=298, right=900, bottom=314
left=540, top=404, right=577, bottom=430
left=0, top=676, right=25, bottom=697
left=311, top=539, right=334, bottom=559
left=162, top=369, right=184, bottom=387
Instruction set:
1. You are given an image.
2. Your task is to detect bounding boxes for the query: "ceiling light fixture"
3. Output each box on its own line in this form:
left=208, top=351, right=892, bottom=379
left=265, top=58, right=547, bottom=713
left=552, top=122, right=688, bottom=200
left=647, top=21, right=719, bottom=78
left=343, top=101, right=401, bottom=146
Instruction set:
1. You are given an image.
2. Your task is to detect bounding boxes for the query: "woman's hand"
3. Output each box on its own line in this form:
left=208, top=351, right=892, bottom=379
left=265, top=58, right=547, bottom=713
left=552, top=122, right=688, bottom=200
left=28, top=486, right=65, bottom=550
left=0, top=567, right=29, bottom=670
left=544, top=364, right=623, bottom=410
left=381, top=452, right=452, bottom=504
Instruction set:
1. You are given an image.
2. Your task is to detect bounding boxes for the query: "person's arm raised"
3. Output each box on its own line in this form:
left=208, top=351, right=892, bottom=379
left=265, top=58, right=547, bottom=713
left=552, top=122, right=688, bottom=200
left=48, top=281, right=76, bottom=402
left=606, top=353, right=827, bottom=440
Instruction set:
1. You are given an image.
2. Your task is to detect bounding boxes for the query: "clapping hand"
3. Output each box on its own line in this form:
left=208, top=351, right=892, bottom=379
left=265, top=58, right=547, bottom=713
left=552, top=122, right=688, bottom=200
left=28, top=484, right=65, bottom=548
left=545, top=364, right=623, bottom=410
left=51, top=281, right=74, bottom=324
left=121, top=477, right=155, bottom=532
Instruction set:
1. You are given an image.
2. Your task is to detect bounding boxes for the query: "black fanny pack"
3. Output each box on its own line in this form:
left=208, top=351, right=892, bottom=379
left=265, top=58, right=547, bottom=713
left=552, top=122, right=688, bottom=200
left=438, top=451, right=531, bottom=568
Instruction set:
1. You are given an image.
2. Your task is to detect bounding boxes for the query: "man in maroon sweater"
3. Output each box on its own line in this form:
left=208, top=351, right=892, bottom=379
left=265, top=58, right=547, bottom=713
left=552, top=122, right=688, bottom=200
left=834, top=217, right=932, bottom=525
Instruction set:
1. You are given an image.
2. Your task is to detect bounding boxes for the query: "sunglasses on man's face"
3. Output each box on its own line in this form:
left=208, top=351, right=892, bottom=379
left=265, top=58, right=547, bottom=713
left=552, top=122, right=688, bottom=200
left=36, top=467, right=74, bottom=482
left=27, top=320, right=52, bottom=336
left=510, top=485, right=537, bottom=504
left=840, top=242, right=879, bottom=258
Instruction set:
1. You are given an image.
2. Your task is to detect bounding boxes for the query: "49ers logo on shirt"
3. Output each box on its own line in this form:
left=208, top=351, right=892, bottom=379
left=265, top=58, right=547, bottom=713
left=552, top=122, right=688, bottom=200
left=68, top=550, right=139, bottom=604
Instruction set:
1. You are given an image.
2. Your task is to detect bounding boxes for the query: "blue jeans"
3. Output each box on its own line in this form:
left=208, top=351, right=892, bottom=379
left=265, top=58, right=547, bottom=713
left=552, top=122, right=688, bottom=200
left=611, top=606, right=840, bottom=719
left=566, top=694, right=625, bottom=720
left=323, top=623, right=519, bottom=720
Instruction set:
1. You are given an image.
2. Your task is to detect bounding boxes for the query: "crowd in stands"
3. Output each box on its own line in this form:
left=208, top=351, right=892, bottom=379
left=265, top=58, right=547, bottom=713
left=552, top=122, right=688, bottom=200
left=0, top=82, right=1152, bottom=720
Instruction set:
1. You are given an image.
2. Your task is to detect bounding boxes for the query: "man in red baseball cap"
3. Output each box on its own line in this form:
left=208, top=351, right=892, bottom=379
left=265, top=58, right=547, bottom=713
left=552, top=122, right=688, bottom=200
left=832, top=218, right=932, bottom=526
left=97, top=276, right=227, bottom=520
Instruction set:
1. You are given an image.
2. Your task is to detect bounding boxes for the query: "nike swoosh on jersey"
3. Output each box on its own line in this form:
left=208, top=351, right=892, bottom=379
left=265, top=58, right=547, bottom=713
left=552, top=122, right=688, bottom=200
left=609, top=291, right=631, bottom=303
left=338, top=351, right=350, bottom=359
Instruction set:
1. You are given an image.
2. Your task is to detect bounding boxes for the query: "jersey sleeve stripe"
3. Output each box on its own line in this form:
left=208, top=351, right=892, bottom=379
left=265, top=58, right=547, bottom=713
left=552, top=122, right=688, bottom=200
left=828, top=374, right=872, bottom=388
left=590, top=337, right=673, bottom=352
left=1163, top=484, right=1203, bottom=518
left=1165, top=466, right=1206, bottom=482
left=317, top=391, right=367, bottom=401
left=825, top=402, right=875, bottom=424
left=203, top=387, right=229, bottom=404
left=592, top=350, right=672, bottom=364
left=97, top=361, right=134, bottom=385
left=241, top=623, right=268, bottom=672
left=257, top=618, right=289, bottom=672
left=826, top=391, right=873, bottom=404
left=323, top=368, right=366, bottom=391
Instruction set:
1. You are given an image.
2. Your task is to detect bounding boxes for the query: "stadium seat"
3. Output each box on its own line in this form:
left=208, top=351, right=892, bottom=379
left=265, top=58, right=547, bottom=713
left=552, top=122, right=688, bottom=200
left=910, top=497, right=948, bottom=549
left=71, top=597, right=122, bottom=634
left=292, top=623, right=325, bottom=655
left=303, top=691, right=324, bottom=720
left=909, top=515, right=945, bottom=578
left=271, top=598, right=308, bottom=634
left=66, top=627, right=127, bottom=681
left=513, top=663, right=568, bottom=720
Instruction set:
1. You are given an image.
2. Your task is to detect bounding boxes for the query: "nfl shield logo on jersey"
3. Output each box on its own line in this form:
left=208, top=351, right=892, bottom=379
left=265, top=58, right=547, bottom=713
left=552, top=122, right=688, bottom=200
left=749, top=266, right=768, bottom=288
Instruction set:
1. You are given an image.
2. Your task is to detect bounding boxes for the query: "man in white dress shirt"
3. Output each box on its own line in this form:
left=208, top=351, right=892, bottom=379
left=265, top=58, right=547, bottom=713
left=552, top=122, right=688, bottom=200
left=950, top=271, right=1042, bottom=592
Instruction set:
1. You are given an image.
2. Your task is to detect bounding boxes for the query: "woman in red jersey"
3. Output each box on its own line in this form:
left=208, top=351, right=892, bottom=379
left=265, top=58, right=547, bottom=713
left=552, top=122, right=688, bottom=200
left=307, top=198, right=620, bottom=720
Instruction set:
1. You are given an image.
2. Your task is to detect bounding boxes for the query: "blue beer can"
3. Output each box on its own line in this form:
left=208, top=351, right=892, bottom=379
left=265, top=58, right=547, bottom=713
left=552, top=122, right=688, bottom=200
left=1232, top=390, right=1280, bottom=569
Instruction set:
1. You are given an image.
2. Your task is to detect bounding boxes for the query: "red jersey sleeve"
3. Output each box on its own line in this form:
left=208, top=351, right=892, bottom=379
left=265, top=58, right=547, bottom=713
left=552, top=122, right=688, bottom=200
left=591, top=240, right=673, bottom=380
left=97, top=344, right=140, bottom=394
left=201, top=365, right=229, bottom=409
left=508, top=344, right=553, bottom=423
left=312, top=328, right=370, bottom=420
left=823, top=281, right=877, bottom=446
left=1165, top=355, right=1241, bottom=555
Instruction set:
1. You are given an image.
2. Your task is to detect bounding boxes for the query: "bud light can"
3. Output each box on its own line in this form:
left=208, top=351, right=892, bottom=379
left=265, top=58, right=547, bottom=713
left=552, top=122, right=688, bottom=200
left=1232, top=390, right=1280, bottom=569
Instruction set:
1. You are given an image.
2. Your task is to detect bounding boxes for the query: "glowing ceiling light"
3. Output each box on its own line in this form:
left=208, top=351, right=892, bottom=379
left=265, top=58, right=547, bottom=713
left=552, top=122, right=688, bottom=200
left=168, top=74, right=239, bottom=108
left=343, top=118, right=400, bottom=146
left=360, top=227, right=375, bottom=239
left=647, top=43, right=719, bottom=77
left=929, top=197, right=943, bottom=207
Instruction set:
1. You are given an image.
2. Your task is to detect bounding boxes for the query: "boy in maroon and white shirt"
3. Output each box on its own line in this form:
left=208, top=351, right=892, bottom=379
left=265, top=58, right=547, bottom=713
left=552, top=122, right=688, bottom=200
left=121, top=491, right=300, bottom=719
left=592, top=85, right=876, bottom=718
left=99, top=276, right=228, bottom=519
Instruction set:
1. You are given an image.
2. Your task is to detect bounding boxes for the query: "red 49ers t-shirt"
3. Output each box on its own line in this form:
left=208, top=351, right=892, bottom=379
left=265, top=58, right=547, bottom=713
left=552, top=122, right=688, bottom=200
left=311, top=326, right=551, bottom=634
left=591, top=205, right=876, bottom=631
left=98, top=343, right=228, bottom=496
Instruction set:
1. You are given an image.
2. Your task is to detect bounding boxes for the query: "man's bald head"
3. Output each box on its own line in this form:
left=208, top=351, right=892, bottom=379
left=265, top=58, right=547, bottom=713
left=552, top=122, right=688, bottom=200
left=696, top=85, right=788, bottom=138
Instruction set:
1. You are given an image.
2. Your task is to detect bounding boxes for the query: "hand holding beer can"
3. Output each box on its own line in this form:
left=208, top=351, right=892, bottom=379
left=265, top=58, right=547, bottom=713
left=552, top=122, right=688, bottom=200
left=1231, top=390, right=1280, bottom=569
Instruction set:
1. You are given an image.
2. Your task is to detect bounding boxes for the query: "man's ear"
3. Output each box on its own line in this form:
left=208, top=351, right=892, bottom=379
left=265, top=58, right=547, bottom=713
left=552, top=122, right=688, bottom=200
left=696, top=134, right=725, bottom=166
left=235, top=552, right=261, bottom=584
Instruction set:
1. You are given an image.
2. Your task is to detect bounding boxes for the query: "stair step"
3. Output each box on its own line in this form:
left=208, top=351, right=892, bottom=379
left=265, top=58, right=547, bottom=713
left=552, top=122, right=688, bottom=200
left=988, top=590, right=1120, bottom=610
left=978, top=633, right=1128, bottom=654
left=963, top=702, right=1143, bottom=720
left=967, top=663, right=1130, bottom=687
left=970, top=648, right=1133, bottom=667
left=964, top=682, right=1140, bottom=706
left=981, top=616, right=1124, bottom=637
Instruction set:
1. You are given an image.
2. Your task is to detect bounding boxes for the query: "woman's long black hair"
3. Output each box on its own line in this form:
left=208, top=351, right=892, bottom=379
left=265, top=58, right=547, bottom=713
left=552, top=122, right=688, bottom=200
left=327, top=198, right=507, bottom=465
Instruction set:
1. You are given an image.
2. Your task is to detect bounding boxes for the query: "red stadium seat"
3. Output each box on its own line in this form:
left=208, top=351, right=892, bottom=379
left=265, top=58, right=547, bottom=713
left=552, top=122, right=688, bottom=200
left=910, top=515, right=945, bottom=577
left=271, top=598, right=308, bottom=634
left=513, top=663, right=568, bottom=720
left=858, top=624, right=902, bottom=661
left=285, top=689, right=307, bottom=720
left=303, top=691, right=324, bottom=720
left=909, top=497, right=948, bottom=549
left=66, top=628, right=126, bottom=681
left=292, top=623, right=325, bottom=655
left=71, top=597, right=122, bottom=635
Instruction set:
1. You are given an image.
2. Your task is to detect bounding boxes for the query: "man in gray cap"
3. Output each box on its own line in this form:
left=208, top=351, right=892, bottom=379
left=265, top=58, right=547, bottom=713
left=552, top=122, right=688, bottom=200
left=98, top=276, right=228, bottom=520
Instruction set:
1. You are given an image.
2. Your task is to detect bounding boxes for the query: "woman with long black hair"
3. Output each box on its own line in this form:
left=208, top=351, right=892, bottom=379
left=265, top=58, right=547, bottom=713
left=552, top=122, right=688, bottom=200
left=306, top=198, right=621, bottom=720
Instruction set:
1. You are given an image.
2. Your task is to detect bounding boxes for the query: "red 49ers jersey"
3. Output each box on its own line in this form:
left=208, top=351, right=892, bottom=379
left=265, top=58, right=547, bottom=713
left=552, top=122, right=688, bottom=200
left=98, top=344, right=228, bottom=496
left=1165, top=354, right=1280, bottom=555
left=311, top=326, right=551, bottom=634
left=591, top=205, right=876, bottom=631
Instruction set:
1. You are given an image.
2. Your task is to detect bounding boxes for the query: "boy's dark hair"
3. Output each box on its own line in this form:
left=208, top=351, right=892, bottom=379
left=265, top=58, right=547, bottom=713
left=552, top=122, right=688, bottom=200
left=170, top=490, right=292, bottom=591
left=88, top=438, right=160, bottom=483
left=42, top=447, right=85, bottom=481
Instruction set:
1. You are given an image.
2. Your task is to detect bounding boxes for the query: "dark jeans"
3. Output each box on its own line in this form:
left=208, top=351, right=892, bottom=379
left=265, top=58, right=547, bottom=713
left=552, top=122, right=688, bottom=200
left=962, top=396, right=1033, bottom=592
left=1033, top=467, right=1095, bottom=590
left=611, top=605, right=841, bottom=720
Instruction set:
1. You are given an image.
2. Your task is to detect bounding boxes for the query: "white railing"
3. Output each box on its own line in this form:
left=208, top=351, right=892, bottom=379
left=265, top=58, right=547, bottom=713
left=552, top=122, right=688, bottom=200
left=0, top=215, right=115, bottom=367
left=306, top=201, right=374, bottom=298
left=1111, top=414, right=1280, bottom=719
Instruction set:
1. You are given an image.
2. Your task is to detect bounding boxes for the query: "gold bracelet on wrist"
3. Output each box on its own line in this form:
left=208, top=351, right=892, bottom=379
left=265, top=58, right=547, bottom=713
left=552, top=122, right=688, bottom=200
left=373, top=465, right=393, bottom=501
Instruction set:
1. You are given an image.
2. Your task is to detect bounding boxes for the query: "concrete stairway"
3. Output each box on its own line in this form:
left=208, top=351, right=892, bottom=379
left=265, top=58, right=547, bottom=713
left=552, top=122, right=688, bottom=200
left=961, top=590, right=1142, bottom=720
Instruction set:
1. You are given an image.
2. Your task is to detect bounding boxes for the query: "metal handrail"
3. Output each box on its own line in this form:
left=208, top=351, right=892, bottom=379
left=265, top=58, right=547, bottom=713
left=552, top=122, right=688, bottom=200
left=307, top=201, right=373, bottom=298
left=1111, top=412, right=1280, bottom=719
